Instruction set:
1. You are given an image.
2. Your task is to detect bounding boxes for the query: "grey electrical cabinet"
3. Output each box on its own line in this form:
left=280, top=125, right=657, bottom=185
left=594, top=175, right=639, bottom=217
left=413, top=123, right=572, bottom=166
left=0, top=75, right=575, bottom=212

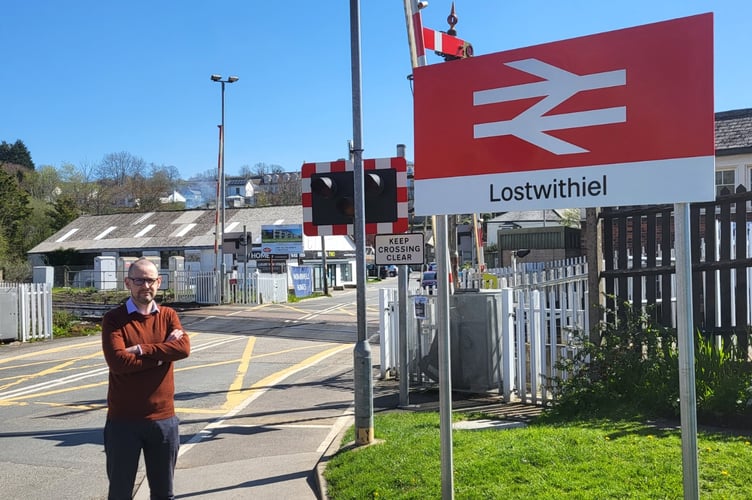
left=420, top=290, right=503, bottom=393
left=0, top=287, right=19, bottom=341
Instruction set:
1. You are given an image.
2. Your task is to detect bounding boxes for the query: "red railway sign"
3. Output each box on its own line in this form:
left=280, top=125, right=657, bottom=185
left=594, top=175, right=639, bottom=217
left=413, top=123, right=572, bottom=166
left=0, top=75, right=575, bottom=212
left=413, top=13, right=715, bottom=215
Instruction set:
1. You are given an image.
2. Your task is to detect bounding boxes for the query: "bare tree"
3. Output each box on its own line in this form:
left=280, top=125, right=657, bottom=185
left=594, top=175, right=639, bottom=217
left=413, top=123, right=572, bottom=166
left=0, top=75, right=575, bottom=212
left=58, top=162, right=100, bottom=213
left=96, top=151, right=146, bottom=185
left=150, top=164, right=181, bottom=188
left=274, top=173, right=302, bottom=205
left=242, top=162, right=285, bottom=178
left=23, top=165, right=60, bottom=201
left=189, top=168, right=218, bottom=181
left=135, top=167, right=177, bottom=211
left=239, top=164, right=254, bottom=178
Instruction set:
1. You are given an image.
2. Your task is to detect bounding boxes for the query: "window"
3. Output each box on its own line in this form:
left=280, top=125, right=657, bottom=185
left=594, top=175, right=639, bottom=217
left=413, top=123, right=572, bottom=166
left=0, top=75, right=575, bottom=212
left=715, top=169, right=735, bottom=196
left=339, top=263, right=352, bottom=282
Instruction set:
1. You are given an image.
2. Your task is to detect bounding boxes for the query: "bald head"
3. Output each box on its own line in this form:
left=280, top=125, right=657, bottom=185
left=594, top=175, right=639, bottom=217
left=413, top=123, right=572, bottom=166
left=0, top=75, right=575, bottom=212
left=129, top=258, right=159, bottom=278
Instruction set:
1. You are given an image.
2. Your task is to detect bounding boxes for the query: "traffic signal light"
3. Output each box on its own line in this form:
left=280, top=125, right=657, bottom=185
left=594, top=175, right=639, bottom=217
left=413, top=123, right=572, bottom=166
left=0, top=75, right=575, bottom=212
left=302, top=157, right=407, bottom=236
left=308, top=169, right=398, bottom=227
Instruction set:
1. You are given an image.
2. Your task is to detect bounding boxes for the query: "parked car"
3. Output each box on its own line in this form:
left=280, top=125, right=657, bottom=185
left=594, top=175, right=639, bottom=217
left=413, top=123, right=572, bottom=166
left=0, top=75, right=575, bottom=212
left=420, top=271, right=437, bottom=293
left=387, top=265, right=398, bottom=277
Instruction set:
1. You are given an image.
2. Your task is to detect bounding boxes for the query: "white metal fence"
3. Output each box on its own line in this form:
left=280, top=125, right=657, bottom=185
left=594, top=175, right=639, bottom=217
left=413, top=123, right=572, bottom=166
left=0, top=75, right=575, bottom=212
left=53, top=267, right=290, bottom=305
left=0, top=282, right=53, bottom=342
left=512, top=258, right=589, bottom=405
left=168, top=270, right=289, bottom=305
left=379, top=257, right=589, bottom=405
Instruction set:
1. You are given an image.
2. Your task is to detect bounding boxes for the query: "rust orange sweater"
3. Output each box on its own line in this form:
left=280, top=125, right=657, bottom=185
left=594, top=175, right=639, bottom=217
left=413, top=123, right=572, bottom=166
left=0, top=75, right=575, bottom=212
left=102, top=303, right=190, bottom=421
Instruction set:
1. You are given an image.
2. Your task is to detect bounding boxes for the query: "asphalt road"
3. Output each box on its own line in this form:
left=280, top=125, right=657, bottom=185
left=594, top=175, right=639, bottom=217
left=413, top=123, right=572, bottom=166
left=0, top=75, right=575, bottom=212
left=0, top=278, right=405, bottom=500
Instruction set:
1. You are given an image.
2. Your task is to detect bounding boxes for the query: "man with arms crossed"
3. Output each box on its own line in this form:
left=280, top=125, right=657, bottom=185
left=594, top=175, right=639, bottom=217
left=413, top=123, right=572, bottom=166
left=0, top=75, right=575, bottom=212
left=101, top=258, right=191, bottom=499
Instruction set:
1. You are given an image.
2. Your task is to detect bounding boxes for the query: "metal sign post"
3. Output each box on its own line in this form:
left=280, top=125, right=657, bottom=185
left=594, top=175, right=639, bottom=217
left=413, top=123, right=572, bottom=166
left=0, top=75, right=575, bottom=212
left=349, top=0, right=373, bottom=446
left=674, top=202, right=700, bottom=498
left=405, top=1, right=456, bottom=497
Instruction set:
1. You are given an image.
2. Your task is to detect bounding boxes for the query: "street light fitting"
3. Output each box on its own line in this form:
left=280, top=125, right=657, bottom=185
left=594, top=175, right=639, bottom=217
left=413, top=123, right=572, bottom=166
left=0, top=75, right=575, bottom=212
left=210, top=74, right=239, bottom=84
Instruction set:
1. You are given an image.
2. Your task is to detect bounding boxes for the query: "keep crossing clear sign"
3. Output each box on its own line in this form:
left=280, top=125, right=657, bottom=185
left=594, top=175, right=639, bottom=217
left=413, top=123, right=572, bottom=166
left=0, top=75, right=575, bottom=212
left=374, top=233, right=424, bottom=266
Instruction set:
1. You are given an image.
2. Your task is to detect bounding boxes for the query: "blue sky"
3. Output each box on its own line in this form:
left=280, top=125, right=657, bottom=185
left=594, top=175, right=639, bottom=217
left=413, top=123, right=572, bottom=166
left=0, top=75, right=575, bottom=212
left=2, top=1, right=749, bottom=180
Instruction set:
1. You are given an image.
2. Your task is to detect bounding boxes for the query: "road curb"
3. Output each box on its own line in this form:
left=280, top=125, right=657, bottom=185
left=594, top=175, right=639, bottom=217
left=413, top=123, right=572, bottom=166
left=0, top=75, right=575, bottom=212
left=314, top=412, right=354, bottom=500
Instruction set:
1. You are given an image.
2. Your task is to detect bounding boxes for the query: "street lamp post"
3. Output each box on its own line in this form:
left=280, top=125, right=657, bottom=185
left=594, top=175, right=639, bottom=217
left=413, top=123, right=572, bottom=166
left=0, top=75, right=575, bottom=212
left=210, top=74, right=239, bottom=303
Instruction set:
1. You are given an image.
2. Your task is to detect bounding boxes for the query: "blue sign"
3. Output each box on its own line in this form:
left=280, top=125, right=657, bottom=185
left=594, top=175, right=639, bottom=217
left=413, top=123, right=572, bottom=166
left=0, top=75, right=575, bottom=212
left=291, top=266, right=313, bottom=298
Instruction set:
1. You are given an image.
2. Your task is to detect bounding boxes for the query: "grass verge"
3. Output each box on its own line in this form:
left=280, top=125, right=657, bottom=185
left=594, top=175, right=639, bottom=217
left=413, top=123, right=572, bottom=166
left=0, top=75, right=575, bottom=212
left=324, top=412, right=752, bottom=499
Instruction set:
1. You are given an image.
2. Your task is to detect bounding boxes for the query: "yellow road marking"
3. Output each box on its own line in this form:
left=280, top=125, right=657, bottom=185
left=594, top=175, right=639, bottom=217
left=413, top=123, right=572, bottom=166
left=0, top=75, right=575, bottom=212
left=217, top=343, right=350, bottom=412
left=0, top=339, right=101, bottom=364
left=0, top=358, right=73, bottom=372
left=172, top=343, right=343, bottom=374
left=5, top=380, right=106, bottom=401
left=270, top=304, right=312, bottom=313
left=0, top=350, right=103, bottom=392
left=26, top=400, right=106, bottom=411
left=0, top=336, right=350, bottom=417
left=224, top=337, right=256, bottom=409
left=176, top=407, right=231, bottom=415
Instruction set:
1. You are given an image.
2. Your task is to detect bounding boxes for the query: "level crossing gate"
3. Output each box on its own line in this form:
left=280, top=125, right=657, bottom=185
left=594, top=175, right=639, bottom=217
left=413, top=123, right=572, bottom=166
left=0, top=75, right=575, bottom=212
left=379, top=258, right=588, bottom=405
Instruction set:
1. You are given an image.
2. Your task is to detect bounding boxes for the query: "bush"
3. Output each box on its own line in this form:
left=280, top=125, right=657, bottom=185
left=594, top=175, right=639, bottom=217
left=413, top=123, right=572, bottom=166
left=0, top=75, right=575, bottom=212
left=52, top=309, right=101, bottom=338
left=695, top=333, right=752, bottom=426
left=52, top=309, right=76, bottom=337
left=548, top=302, right=752, bottom=429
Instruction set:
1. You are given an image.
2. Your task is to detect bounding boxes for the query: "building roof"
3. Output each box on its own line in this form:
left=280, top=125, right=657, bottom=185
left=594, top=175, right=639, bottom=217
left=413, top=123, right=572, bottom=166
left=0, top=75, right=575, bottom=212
left=29, top=205, right=304, bottom=254
left=226, top=178, right=250, bottom=186
left=715, top=108, right=752, bottom=155
left=490, top=210, right=564, bottom=223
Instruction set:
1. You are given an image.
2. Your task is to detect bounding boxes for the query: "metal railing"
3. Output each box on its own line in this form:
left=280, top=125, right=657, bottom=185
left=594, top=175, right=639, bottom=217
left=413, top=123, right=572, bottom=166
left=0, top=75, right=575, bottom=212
left=379, top=258, right=589, bottom=404
left=0, top=282, right=53, bottom=342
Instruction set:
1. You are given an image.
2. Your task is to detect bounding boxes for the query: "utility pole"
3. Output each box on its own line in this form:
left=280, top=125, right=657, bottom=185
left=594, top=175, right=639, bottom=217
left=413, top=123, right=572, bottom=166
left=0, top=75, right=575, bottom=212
left=210, top=74, right=239, bottom=303
left=349, top=0, right=373, bottom=446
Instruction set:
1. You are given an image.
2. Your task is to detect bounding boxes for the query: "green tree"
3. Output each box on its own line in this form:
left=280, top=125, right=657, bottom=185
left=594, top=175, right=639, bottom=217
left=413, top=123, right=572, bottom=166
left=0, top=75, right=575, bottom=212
left=0, top=139, right=35, bottom=170
left=0, top=231, right=31, bottom=282
left=22, top=198, right=58, bottom=253
left=560, top=208, right=582, bottom=228
left=0, top=169, right=32, bottom=257
left=46, top=195, right=81, bottom=231
left=0, top=169, right=32, bottom=280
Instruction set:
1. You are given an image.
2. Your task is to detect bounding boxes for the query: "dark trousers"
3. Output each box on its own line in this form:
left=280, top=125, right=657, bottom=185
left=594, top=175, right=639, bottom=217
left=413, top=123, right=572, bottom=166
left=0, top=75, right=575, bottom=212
left=104, top=416, right=180, bottom=500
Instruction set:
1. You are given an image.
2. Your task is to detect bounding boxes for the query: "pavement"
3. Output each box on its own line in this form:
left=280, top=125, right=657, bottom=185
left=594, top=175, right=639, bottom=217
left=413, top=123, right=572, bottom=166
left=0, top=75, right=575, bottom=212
left=132, top=367, right=543, bottom=500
